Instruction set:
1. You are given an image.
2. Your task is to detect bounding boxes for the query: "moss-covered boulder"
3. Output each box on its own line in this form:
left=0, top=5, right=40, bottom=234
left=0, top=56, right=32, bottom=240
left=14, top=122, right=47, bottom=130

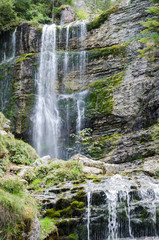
left=0, top=112, right=38, bottom=176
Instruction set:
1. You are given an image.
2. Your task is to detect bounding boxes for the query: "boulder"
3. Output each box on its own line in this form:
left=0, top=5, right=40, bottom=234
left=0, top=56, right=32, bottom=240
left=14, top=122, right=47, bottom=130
left=60, top=5, right=76, bottom=24
left=70, top=154, right=120, bottom=174
left=32, top=155, right=51, bottom=166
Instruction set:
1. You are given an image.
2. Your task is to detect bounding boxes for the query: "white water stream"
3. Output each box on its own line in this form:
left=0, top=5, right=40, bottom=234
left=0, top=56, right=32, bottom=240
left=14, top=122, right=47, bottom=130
left=33, top=21, right=88, bottom=158
left=33, top=24, right=60, bottom=158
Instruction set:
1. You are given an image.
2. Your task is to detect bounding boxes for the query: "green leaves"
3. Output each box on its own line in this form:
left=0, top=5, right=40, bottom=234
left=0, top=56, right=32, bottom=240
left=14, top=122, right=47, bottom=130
left=0, top=0, right=17, bottom=31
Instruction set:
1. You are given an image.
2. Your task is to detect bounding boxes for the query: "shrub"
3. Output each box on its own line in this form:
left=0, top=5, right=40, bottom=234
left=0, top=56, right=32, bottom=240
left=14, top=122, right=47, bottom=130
left=76, top=7, right=89, bottom=20
left=0, top=177, right=25, bottom=194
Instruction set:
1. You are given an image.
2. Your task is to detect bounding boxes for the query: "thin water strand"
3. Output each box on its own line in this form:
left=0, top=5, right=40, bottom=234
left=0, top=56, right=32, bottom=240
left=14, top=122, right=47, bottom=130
left=87, top=192, right=91, bottom=240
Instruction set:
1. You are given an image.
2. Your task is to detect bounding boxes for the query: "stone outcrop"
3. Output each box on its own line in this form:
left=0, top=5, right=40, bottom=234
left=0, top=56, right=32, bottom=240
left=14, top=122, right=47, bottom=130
left=60, top=5, right=76, bottom=24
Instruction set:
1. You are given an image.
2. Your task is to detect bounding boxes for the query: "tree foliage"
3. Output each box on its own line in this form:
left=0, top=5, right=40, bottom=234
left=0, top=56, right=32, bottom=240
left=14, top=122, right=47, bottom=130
left=138, top=0, right=159, bottom=60
left=0, top=0, right=17, bottom=31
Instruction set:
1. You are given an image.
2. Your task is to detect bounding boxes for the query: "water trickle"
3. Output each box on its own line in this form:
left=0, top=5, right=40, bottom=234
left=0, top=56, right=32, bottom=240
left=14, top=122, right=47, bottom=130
left=79, top=21, right=87, bottom=83
left=64, top=23, right=72, bottom=75
left=11, top=28, right=17, bottom=59
left=125, top=191, right=133, bottom=238
left=87, top=192, right=91, bottom=240
left=76, top=90, right=88, bottom=133
left=106, top=191, right=118, bottom=240
left=33, top=24, right=60, bottom=158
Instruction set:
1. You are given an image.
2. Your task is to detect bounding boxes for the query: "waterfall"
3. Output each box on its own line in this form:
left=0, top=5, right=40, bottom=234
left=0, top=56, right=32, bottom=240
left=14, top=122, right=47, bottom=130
left=0, top=28, right=17, bottom=65
left=83, top=175, right=159, bottom=240
left=33, top=24, right=60, bottom=158
left=32, top=20, right=88, bottom=159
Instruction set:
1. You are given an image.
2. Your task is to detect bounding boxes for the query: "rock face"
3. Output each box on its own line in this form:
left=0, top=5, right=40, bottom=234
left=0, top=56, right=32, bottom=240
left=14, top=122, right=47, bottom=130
left=60, top=5, right=76, bottom=24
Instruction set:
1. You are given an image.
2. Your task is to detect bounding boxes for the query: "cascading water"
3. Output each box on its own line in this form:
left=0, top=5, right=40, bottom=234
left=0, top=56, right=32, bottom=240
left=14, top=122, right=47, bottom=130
left=33, top=20, right=88, bottom=159
left=83, top=175, right=159, bottom=240
left=33, top=24, right=60, bottom=158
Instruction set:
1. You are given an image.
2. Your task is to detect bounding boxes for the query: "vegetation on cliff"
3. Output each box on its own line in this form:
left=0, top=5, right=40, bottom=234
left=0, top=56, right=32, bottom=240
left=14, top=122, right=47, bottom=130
left=138, top=0, right=159, bottom=59
left=0, top=177, right=38, bottom=239
left=0, top=113, right=38, bottom=176
left=87, top=4, right=119, bottom=31
left=0, top=0, right=74, bottom=30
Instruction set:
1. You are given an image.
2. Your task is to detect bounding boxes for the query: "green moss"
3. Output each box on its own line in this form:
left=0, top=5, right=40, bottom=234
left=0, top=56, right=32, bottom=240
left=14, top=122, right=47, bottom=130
left=87, top=133, right=121, bottom=159
left=73, top=189, right=86, bottom=201
left=73, top=180, right=86, bottom=186
left=17, top=94, right=36, bottom=133
left=71, top=201, right=84, bottom=209
left=16, top=53, right=37, bottom=65
left=71, top=186, right=84, bottom=194
left=87, top=4, right=119, bottom=31
left=88, top=43, right=128, bottom=60
left=46, top=209, right=61, bottom=218
left=38, top=27, right=43, bottom=33
left=46, top=201, right=85, bottom=219
left=33, top=160, right=83, bottom=188
left=85, top=71, right=125, bottom=117
left=155, top=169, right=159, bottom=177
left=69, top=232, right=79, bottom=240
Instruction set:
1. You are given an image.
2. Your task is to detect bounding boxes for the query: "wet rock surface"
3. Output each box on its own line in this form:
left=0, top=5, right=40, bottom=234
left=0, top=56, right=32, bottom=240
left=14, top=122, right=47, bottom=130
left=35, top=175, right=159, bottom=240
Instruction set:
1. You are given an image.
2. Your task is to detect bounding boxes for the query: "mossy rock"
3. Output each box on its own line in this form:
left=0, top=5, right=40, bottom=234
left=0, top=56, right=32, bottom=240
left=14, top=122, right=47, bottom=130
left=55, top=198, right=70, bottom=210
left=56, top=219, right=79, bottom=237
left=87, top=133, right=121, bottom=159
left=71, top=186, right=84, bottom=193
left=16, top=53, right=37, bottom=65
left=85, top=71, right=125, bottom=118
left=46, top=209, right=61, bottom=219
left=73, top=189, right=86, bottom=202
left=70, top=201, right=84, bottom=209
left=0, top=113, right=38, bottom=168
left=88, top=43, right=128, bottom=60
left=87, top=4, right=119, bottom=31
